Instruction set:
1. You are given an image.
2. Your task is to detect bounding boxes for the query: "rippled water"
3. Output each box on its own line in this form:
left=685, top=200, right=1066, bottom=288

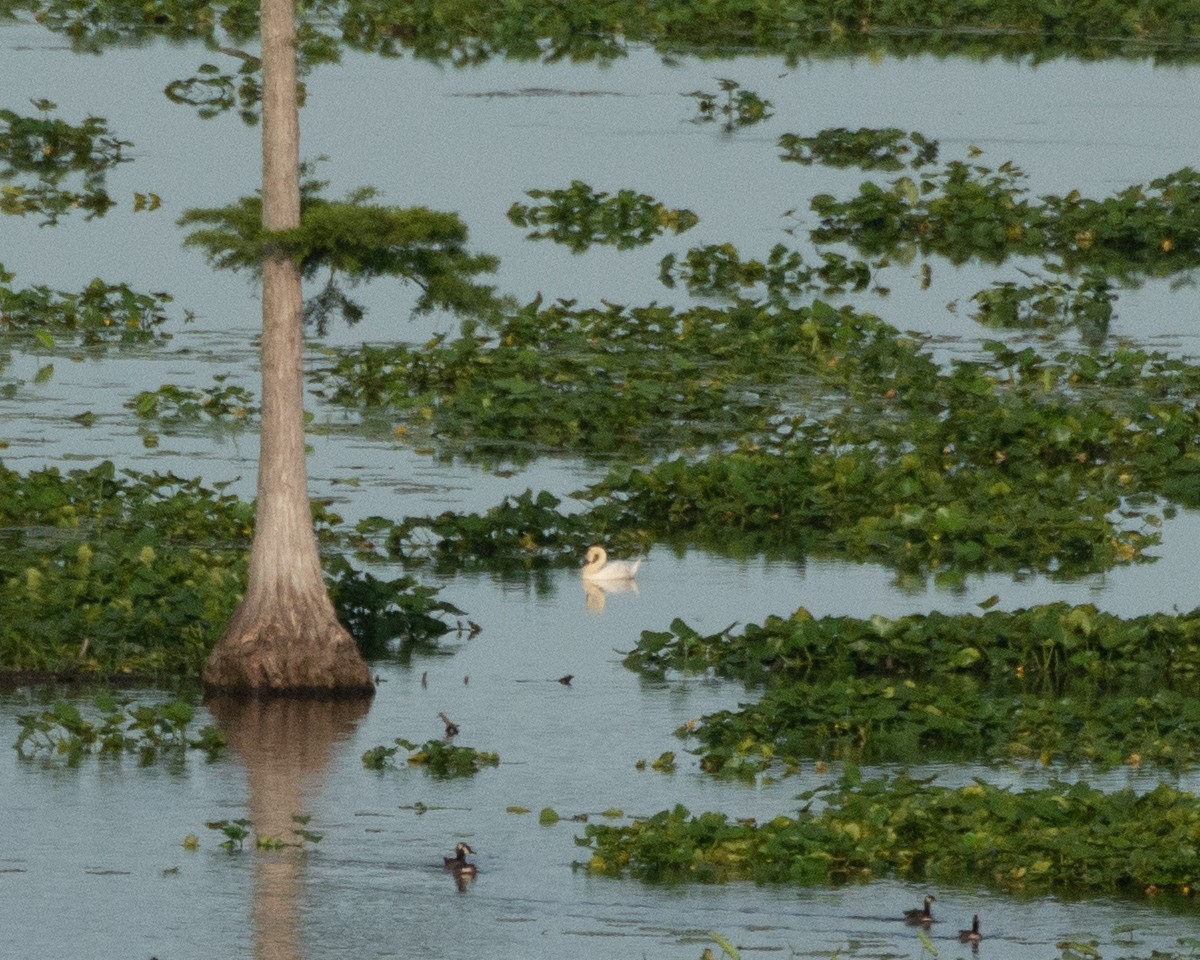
left=4, top=17, right=1200, bottom=960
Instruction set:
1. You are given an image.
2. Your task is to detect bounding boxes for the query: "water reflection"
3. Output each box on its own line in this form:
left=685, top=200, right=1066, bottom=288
left=206, top=697, right=370, bottom=960
left=582, top=576, right=640, bottom=612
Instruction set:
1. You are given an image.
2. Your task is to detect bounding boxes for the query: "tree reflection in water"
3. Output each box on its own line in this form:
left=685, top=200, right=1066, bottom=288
left=207, top=696, right=370, bottom=960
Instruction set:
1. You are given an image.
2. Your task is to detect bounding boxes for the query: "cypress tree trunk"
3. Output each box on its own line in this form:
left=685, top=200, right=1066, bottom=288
left=203, top=0, right=373, bottom=695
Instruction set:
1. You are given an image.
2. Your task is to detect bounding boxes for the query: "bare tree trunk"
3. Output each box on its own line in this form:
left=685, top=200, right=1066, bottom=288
left=203, top=0, right=373, bottom=695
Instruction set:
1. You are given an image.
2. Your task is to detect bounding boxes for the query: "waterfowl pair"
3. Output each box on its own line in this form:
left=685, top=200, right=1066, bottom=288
left=905, top=896, right=982, bottom=945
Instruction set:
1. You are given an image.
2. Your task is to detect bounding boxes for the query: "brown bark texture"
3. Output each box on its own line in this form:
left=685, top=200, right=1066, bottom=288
left=203, top=0, right=373, bottom=695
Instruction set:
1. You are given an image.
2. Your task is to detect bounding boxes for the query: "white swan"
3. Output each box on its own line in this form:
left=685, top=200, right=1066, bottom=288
left=581, top=545, right=642, bottom=582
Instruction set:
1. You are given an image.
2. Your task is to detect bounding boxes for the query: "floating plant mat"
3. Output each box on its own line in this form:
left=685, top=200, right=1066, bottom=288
left=10, top=0, right=1200, bottom=68
left=379, top=302, right=1200, bottom=580
left=579, top=771, right=1200, bottom=901
left=624, top=604, right=1200, bottom=774
left=0, top=461, right=460, bottom=677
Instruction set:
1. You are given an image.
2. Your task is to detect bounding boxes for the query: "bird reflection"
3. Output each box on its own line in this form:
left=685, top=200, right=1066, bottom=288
left=453, top=870, right=476, bottom=893
left=583, top=576, right=640, bottom=612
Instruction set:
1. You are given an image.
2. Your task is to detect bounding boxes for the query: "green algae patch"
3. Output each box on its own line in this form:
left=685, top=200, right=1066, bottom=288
left=580, top=773, right=1200, bottom=899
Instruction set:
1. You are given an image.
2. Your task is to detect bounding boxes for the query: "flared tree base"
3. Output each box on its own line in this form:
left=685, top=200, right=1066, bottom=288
left=203, top=585, right=374, bottom=697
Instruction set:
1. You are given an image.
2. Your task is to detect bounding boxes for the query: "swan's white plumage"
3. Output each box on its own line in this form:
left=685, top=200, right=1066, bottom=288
left=581, top=545, right=642, bottom=581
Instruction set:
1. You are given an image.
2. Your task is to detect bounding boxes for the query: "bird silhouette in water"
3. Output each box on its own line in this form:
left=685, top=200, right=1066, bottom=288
left=443, top=841, right=478, bottom=890
left=958, top=914, right=982, bottom=947
left=438, top=712, right=459, bottom=737
left=904, top=895, right=935, bottom=926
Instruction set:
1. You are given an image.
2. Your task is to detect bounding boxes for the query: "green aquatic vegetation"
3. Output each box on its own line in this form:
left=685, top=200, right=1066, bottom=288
left=9, top=0, right=1200, bottom=65
left=650, top=751, right=677, bottom=773
left=362, top=737, right=498, bottom=777
left=164, top=57, right=264, bottom=126
left=625, top=603, right=1200, bottom=692
left=126, top=377, right=258, bottom=424
left=0, top=463, right=252, bottom=676
left=204, top=814, right=320, bottom=852
left=658, top=244, right=871, bottom=300
left=0, top=264, right=180, bottom=345
left=688, top=675, right=1200, bottom=774
left=508, top=181, right=698, bottom=253
left=386, top=300, right=1200, bottom=577
left=810, top=158, right=1032, bottom=264
left=325, top=554, right=464, bottom=658
left=968, top=267, right=1115, bottom=343
left=686, top=79, right=772, bottom=132
left=811, top=159, right=1200, bottom=281
left=208, top=818, right=251, bottom=850
left=580, top=772, right=1200, bottom=897
left=13, top=693, right=225, bottom=763
left=0, top=100, right=135, bottom=224
left=313, top=298, right=846, bottom=459
left=0, top=101, right=129, bottom=173
left=387, top=487, right=615, bottom=572
left=0, top=461, right=466, bottom=676
left=779, top=128, right=938, bottom=171
left=625, top=604, right=1200, bottom=772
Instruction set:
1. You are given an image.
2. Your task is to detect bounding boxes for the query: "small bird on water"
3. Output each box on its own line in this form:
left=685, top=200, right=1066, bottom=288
left=443, top=841, right=477, bottom=878
left=904, top=894, right=935, bottom=926
left=958, top=914, right=982, bottom=945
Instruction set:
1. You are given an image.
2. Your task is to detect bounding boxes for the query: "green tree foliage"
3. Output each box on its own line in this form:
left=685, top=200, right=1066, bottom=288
left=179, top=178, right=502, bottom=330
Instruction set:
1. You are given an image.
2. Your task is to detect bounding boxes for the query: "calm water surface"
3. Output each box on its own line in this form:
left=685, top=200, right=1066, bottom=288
left=3, top=20, right=1200, bottom=960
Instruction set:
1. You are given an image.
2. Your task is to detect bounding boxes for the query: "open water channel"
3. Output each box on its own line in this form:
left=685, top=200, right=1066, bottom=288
left=4, top=16, right=1200, bottom=960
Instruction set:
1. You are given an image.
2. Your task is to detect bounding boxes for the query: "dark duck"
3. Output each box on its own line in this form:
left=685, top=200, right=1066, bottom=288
left=443, top=842, right=477, bottom=878
left=904, top=895, right=935, bottom=926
